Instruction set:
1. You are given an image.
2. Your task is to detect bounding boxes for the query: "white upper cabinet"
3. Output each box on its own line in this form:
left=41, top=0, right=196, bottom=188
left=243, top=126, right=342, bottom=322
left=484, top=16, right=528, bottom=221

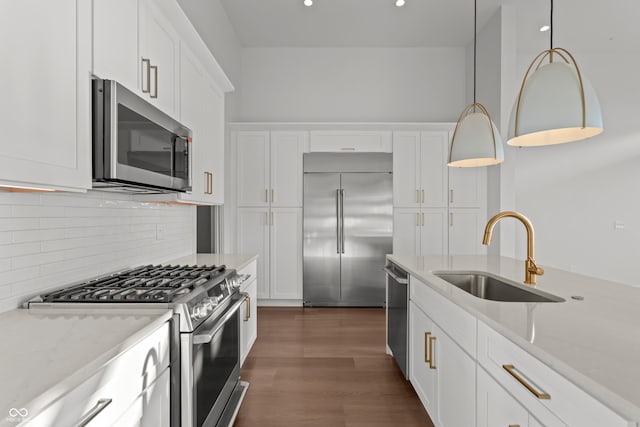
left=139, top=0, right=180, bottom=117
left=449, top=165, right=486, bottom=208
left=178, top=44, right=225, bottom=204
left=420, top=132, right=448, bottom=208
left=92, top=0, right=139, bottom=91
left=270, top=132, right=306, bottom=207
left=392, top=132, right=421, bottom=208
left=0, top=0, right=91, bottom=191
left=236, top=132, right=270, bottom=208
left=235, top=130, right=306, bottom=208
left=309, top=130, right=392, bottom=152
left=393, top=131, right=448, bottom=208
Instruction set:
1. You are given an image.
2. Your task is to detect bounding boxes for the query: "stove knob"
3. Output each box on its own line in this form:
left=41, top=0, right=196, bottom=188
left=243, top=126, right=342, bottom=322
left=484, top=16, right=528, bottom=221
left=191, top=304, right=208, bottom=320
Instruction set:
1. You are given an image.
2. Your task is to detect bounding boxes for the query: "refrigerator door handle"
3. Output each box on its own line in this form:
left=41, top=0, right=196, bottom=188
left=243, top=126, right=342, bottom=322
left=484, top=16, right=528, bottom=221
left=336, top=189, right=342, bottom=254
left=340, top=189, right=345, bottom=254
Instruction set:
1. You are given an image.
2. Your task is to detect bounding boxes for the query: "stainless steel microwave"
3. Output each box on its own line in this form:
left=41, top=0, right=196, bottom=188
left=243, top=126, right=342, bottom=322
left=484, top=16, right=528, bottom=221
left=92, top=79, right=192, bottom=194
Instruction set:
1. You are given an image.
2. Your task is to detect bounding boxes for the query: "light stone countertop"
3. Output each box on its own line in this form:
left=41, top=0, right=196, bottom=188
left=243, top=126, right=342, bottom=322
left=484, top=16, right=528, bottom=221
left=0, top=308, right=172, bottom=427
left=387, top=254, right=640, bottom=422
left=165, top=253, right=257, bottom=271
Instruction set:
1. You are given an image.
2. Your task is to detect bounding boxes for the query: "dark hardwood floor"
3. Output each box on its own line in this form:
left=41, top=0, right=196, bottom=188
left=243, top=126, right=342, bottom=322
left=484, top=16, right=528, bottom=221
left=235, top=307, right=434, bottom=427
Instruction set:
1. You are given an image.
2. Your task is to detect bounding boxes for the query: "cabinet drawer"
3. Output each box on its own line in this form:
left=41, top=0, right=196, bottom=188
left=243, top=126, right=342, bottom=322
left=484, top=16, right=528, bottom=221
left=309, top=131, right=392, bottom=152
left=410, top=276, right=476, bottom=357
left=238, top=260, right=257, bottom=283
left=478, top=321, right=631, bottom=427
left=27, top=322, right=170, bottom=426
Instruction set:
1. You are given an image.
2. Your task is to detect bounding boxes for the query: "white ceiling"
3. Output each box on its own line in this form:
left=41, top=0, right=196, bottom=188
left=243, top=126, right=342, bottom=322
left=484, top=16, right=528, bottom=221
left=219, top=0, right=640, bottom=51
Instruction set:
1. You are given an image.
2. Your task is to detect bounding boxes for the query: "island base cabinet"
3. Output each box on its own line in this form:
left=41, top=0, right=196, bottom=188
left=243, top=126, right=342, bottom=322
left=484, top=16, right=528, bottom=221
left=478, top=322, right=631, bottom=427
left=477, top=367, right=563, bottom=427
left=409, top=301, right=475, bottom=427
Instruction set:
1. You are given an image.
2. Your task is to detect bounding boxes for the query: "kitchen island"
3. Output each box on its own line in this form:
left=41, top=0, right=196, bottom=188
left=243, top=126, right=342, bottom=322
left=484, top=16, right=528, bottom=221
left=388, top=254, right=640, bottom=426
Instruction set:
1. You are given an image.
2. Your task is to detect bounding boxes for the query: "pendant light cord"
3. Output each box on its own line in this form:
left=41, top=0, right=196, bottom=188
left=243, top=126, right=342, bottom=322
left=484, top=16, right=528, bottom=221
left=473, top=0, right=477, bottom=105
left=550, top=0, right=553, bottom=50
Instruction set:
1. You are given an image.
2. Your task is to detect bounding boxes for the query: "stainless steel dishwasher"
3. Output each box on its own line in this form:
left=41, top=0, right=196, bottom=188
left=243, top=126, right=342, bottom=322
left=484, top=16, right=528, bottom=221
left=384, top=262, right=409, bottom=379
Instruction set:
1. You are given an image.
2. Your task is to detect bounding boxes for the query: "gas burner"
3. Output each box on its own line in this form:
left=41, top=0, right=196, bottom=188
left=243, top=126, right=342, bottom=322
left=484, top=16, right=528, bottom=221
left=40, top=264, right=226, bottom=303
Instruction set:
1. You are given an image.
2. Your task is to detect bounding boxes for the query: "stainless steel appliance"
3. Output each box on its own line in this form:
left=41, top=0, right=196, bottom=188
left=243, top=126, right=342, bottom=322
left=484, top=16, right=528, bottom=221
left=384, top=262, right=409, bottom=378
left=92, top=79, right=192, bottom=194
left=303, top=153, right=393, bottom=306
left=27, top=264, right=250, bottom=427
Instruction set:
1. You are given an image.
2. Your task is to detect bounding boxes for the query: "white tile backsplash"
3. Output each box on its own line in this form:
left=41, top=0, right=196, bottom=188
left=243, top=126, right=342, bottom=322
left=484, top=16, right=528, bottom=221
left=0, top=191, right=195, bottom=313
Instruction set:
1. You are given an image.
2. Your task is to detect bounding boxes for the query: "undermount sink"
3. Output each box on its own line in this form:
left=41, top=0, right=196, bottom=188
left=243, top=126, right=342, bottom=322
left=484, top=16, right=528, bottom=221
left=433, top=271, right=565, bottom=303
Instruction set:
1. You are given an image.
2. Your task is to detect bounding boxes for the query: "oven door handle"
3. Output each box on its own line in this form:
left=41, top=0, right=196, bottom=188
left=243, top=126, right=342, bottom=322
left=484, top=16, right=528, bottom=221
left=192, top=295, right=247, bottom=345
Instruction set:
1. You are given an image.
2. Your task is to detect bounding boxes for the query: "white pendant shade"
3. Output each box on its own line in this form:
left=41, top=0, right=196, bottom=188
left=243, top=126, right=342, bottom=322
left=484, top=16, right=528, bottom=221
left=508, top=53, right=603, bottom=147
left=449, top=106, right=504, bottom=167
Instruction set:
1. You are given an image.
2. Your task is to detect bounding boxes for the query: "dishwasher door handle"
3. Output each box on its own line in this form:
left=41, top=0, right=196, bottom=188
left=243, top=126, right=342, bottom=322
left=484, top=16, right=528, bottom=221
left=383, top=267, right=408, bottom=284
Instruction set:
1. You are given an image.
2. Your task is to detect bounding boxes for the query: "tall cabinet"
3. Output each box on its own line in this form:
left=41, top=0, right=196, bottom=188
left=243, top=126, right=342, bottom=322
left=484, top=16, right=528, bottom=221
left=393, top=130, right=487, bottom=256
left=235, top=131, right=307, bottom=301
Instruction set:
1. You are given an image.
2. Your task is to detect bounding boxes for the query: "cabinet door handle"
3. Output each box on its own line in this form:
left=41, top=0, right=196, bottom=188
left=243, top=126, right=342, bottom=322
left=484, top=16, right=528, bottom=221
left=421, top=213, right=425, bottom=226
left=77, top=398, right=112, bottom=426
left=416, top=189, right=420, bottom=203
left=428, top=336, right=436, bottom=369
left=450, top=189, right=454, bottom=204
left=271, top=189, right=275, bottom=203
left=241, top=292, right=251, bottom=321
left=450, top=212, right=453, bottom=227
left=141, top=58, right=151, bottom=93
left=424, top=331, right=431, bottom=364
left=421, top=189, right=425, bottom=203
left=150, top=65, right=158, bottom=98
left=416, top=213, right=420, bottom=227
left=265, top=189, right=269, bottom=203
left=208, top=172, right=213, bottom=195
left=204, top=172, right=209, bottom=194
left=509, top=425, right=521, bottom=427
left=502, top=364, right=551, bottom=400
left=270, top=211, right=274, bottom=226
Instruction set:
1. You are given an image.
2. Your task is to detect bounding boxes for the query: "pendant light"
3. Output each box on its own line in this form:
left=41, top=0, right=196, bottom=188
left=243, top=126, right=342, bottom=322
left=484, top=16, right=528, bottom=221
left=507, top=0, right=603, bottom=146
left=448, top=0, right=503, bottom=167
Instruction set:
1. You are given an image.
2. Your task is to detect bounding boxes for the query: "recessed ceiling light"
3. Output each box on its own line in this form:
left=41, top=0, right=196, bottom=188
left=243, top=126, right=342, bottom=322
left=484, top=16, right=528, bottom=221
left=304, top=0, right=313, bottom=6
left=539, top=25, right=550, bottom=32
left=395, top=0, right=405, bottom=6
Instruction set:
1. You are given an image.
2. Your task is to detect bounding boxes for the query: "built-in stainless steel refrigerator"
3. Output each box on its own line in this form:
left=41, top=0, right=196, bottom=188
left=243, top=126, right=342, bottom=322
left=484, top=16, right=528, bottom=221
left=303, top=153, right=392, bottom=306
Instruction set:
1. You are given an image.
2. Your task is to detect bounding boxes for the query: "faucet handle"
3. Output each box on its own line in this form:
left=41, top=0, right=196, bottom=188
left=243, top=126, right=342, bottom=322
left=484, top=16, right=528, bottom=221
left=527, top=258, right=544, bottom=276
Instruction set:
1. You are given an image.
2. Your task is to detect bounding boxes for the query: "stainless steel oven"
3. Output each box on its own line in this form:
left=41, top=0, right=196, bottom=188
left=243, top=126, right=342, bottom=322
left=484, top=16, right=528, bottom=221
left=180, top=292, right=249, bottom=427
left=92, top=78, right=192, bottom=194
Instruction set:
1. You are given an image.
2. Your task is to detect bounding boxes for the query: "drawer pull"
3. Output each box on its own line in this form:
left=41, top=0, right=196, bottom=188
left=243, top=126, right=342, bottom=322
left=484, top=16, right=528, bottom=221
left=242, top=292, right=251, bottom=321
left=503, top=364, right=550, bottom=400
left=509, top=425, right=521, bottom=427
left=428, top=336, right=436, bottom=369
left=77, top=398, right=112, bottom=426
left=424, top=331, right=431, bottom=364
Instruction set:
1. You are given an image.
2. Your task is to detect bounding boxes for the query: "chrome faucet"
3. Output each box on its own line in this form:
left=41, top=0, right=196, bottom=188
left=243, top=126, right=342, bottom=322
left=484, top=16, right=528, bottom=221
left=482, top=211, right=544, bottom=285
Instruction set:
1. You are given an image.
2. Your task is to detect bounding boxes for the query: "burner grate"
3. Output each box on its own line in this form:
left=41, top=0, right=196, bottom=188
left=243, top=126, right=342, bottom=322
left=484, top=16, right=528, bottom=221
left=41, top=264, right=226, bottom=303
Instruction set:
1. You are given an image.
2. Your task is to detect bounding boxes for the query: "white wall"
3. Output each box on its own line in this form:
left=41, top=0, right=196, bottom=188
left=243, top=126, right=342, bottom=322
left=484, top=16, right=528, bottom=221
left=239, top=47, right=466, bottom=122
left=177, top=0, right=243, bottom=121
left=512, top=50, right=640, bottom=286
left=0, top=192, right=194, bottom=312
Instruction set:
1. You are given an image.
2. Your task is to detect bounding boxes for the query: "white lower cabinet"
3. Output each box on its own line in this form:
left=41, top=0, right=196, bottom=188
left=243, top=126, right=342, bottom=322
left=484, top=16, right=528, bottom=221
left=238, top=208, right=302, bottom=301
left=477, top=321, right=631, bottom=427
left=478, top=366, right=555, bottom=427
left=26, top=322, right=170, bottom=426
left=409, top=301, right=475, bottom=427
left=239, top=260, right=258, bottom=365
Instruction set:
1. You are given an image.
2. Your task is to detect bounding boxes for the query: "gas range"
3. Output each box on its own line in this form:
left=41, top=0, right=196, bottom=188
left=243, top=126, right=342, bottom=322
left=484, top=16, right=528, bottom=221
left=26, top=263, right=252, bottom=427
left=27, top=264, right=250, bottom=333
